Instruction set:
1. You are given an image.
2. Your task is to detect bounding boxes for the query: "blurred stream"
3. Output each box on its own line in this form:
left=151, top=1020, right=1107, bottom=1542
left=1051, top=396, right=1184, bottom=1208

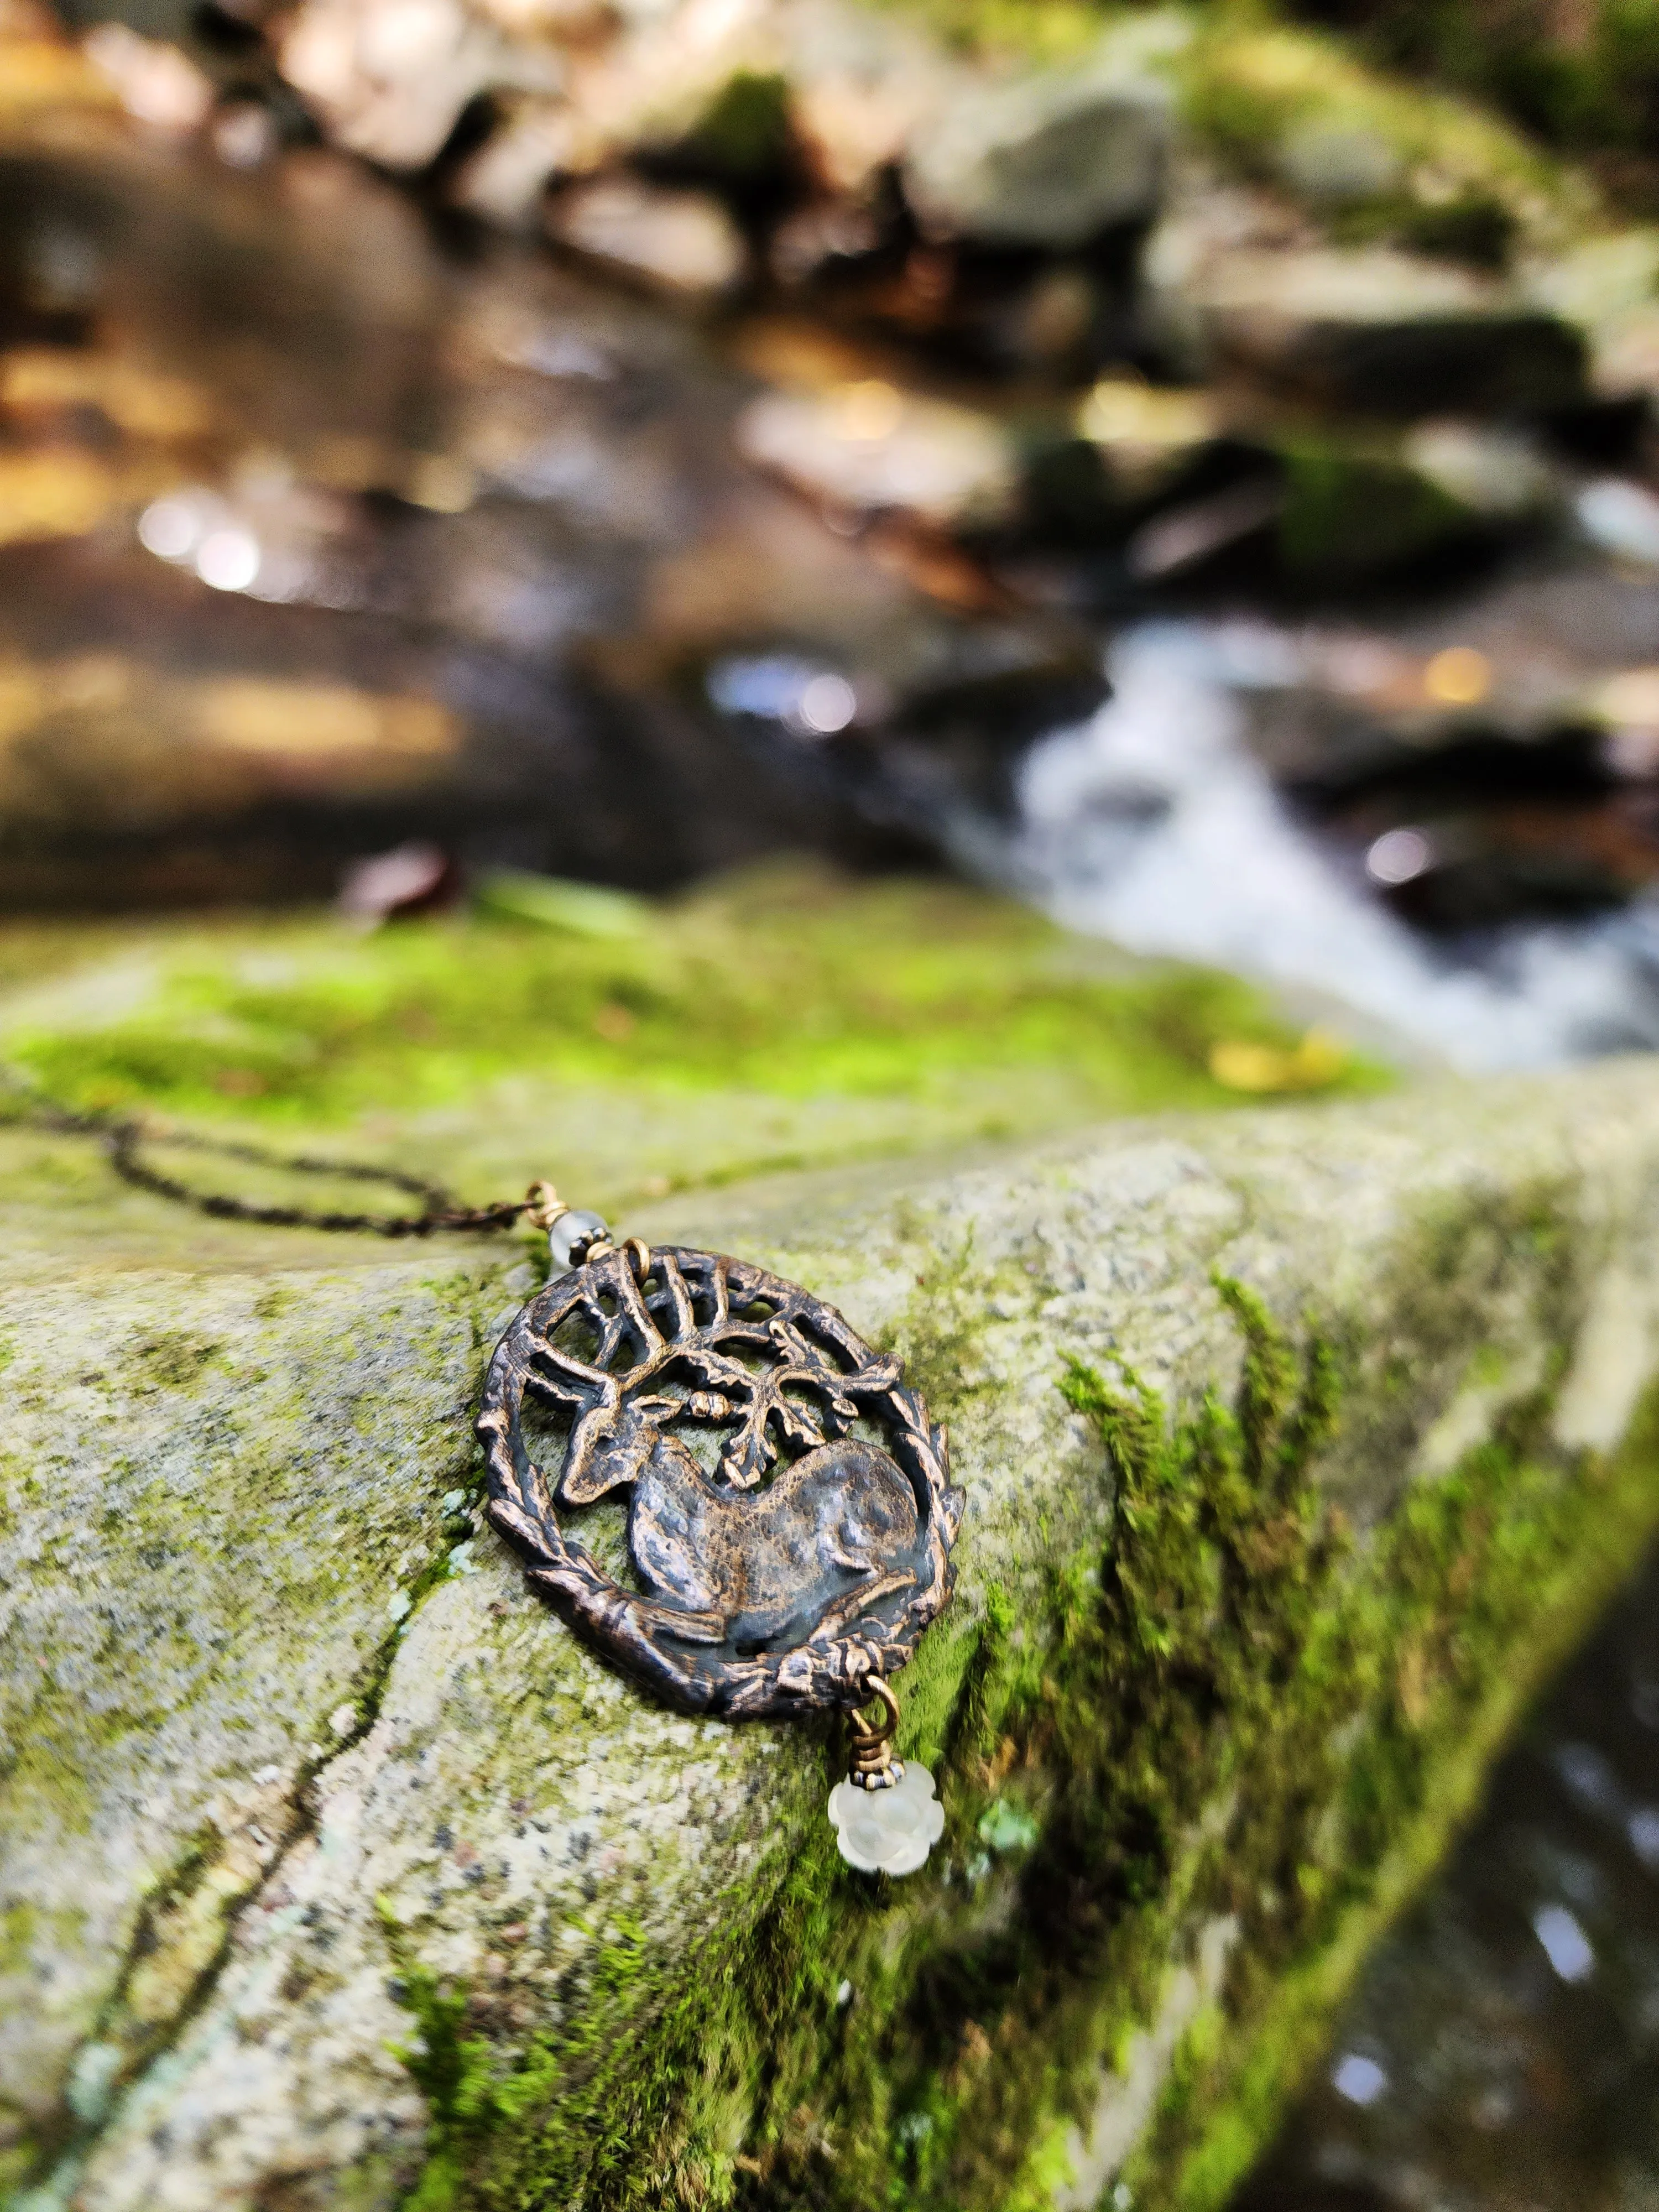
left=986, top=620, right=1659, bottom=1071
left=1234, top=1545, right=1659, bottom=2212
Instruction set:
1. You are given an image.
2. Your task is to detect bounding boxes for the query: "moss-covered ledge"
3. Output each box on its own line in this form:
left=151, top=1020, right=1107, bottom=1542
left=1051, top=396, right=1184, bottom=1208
left=6, top=1060, right=1659, bottom=2212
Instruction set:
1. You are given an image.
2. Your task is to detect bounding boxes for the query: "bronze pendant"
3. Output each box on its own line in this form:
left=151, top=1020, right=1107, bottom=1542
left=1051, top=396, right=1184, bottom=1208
left=478, top=1245, right=962, bottom=1720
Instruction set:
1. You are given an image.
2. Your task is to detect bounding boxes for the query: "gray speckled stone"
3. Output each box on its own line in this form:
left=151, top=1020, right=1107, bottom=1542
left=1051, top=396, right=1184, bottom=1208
left=6, top=1062, right=1659, bottom=2206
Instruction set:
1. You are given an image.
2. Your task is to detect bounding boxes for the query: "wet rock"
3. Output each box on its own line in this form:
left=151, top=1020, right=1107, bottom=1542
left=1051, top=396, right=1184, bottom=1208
left=1076, top=375, right=1222, bottom=499
left=545, top=173, right=748, bottom=300
left=455, top=0, right=790, bottom=210
left=1276, top=116, right=1405, bottom=211
left=736, top=378, right=1018, bottom=530
left=1003, top=263, right=1102, bottom=370
left=766, top=190, right=889, bottom=289
left=778, top=0, right=949, bottom=199
left=1036, top=408, right=1549, bottom=591
left=336, top=838, right=461, bottom=919
left=1217, top=570, right=1659, bottom=936
left=1271, top=430, right=1527, bottom=586
left=1369, top=812, right=1652, bottom=935
left=1150, top=232, right=1589, bottom=414
left=1574, top=476, right=1659, bottom=564
left=1124, top=471, right=1285, bottom=582
left=1290, top=709, right=1659, bottom=938
left=1524, top=229, right=1659, bottom=405
left=1169, top=22, right=1593, bottom=268
left=278, top=0, right=555, bottom=168
left=82, top=19, right=214, bottom=131
left=1584, top=311, right=1659, bottom=407
left=900, top=54, right=1172, bottom=251
left=448, top=94, right=586, bottom=227
left=1402, top=419, right=1557, bottom=520
left=0, top=98, right=1109, bottom=906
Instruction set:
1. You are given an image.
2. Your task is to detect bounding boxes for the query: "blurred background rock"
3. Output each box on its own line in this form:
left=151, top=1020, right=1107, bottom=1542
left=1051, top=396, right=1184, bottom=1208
left=8, top=0, right=1659, bottom=2202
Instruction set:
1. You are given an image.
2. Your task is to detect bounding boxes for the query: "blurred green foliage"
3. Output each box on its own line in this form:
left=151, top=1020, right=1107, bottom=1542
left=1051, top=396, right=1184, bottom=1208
left=1296, top=0, right=1659, bottom=197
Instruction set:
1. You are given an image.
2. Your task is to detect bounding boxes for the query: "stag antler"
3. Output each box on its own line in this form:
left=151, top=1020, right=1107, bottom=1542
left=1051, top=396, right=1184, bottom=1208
left=522, top=1248, right=903, bottom=1501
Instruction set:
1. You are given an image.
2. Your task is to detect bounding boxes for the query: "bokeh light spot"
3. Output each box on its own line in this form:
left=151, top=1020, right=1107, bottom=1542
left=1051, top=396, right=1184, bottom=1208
left=196, top=527, right=261, bottom=592
left=1365, top=827, right=1433, bottom=886
left=1423, top=646, right=1491, bottom=706
left=796, top=674, right=857, bottom=734
left=836, top=379, right=902, bottom=443
left=1331, top=2053, right=1389, bottom=2106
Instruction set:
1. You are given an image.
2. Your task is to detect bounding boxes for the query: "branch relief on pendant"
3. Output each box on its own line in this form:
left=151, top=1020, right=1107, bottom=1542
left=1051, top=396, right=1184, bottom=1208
left=476, top=1245, right=964, bottom=1723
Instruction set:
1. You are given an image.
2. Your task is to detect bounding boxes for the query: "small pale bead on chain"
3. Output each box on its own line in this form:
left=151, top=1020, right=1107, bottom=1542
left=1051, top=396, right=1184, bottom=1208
left=547, top=1208, right=610, bottom=1271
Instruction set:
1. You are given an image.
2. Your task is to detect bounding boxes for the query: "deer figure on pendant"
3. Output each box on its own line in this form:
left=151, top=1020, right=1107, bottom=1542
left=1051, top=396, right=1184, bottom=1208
left=525, top=1246, right=927, bottom=1652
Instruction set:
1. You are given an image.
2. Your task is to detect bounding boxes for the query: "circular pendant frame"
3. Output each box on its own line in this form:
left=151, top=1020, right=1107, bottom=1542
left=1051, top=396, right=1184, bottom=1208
left=477, top=1245, right=962, bottom=1718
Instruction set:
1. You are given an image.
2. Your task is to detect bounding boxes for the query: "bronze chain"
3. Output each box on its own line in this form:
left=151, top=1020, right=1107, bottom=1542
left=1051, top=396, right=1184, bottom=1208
left=0, top=1073, right=534, bottom=1238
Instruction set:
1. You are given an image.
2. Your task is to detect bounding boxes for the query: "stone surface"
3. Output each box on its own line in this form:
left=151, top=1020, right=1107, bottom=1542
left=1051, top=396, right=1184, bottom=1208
left=545, top=176, right=748, bottom=302
left=737, top=382, right=1019, bottom=531
left=900, top=59, right=1172, bottom=249
left=6, top=1024, right=1659, bottom=2206
left=1149, top=231, right=1589, bottom=414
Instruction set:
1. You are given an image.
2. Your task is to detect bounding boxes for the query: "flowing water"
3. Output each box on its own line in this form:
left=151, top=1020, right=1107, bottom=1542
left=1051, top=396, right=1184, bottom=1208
left=982, top=620, right=1659, bottom=1071
left=1234, top=1546, right=1659, bottom=2212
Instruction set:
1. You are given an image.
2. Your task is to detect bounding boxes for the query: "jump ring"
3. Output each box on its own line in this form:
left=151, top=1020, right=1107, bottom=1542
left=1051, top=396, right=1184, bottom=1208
left=524, top=1181, right=570, bottom=1233
left=848, top=1673, right=900, bottom=1745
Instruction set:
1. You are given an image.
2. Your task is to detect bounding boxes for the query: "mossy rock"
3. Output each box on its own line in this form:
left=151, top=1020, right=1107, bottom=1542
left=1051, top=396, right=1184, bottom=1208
left=1167, top=17, right=1596, bottom=258
left=3, top=879, right=1658, bottom=2210
left=875, top=3, right=1600, bottom=257
left=1273, top=432, right=1478, bottom=580
left=0, top=865, right=1366, bottom=1238
left=1282, top=0, right=1659, bottom=204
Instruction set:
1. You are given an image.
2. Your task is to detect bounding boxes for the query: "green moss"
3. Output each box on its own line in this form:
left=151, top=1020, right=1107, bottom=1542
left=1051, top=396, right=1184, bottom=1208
left=1172, top=15, right=1591, bottom=244
left=0, top=874, right=1306, bottom=1123
left=680, top=70, right=795, bottom=179
left=1276, top=437, right=1478, bottom=580
left=879, top=1, right=1597, bottom=252
left=0, top=1907, right=34, bottom=1981
left=1301, top=0, right=1659, bottom=208
left=373, top=1184, right=1659, bottom=2212
left=870, top=0, right=1108, bottom=66
left=129, top=1333, right=223, bottom=1389
left=380, top=1909, right=503, bottom=2212
left=1141, top=1395, right=1659, bottom=2209
left=0, top=869, right=1379, bottom=1226
left=1345, top=186, right=1519, bottom=269
left=381, top=1896, right=761, bottom=2212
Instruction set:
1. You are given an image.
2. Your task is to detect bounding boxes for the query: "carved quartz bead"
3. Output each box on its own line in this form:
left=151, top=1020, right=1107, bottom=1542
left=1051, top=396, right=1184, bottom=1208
left=828, top=1761, right=945, bottom=1876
